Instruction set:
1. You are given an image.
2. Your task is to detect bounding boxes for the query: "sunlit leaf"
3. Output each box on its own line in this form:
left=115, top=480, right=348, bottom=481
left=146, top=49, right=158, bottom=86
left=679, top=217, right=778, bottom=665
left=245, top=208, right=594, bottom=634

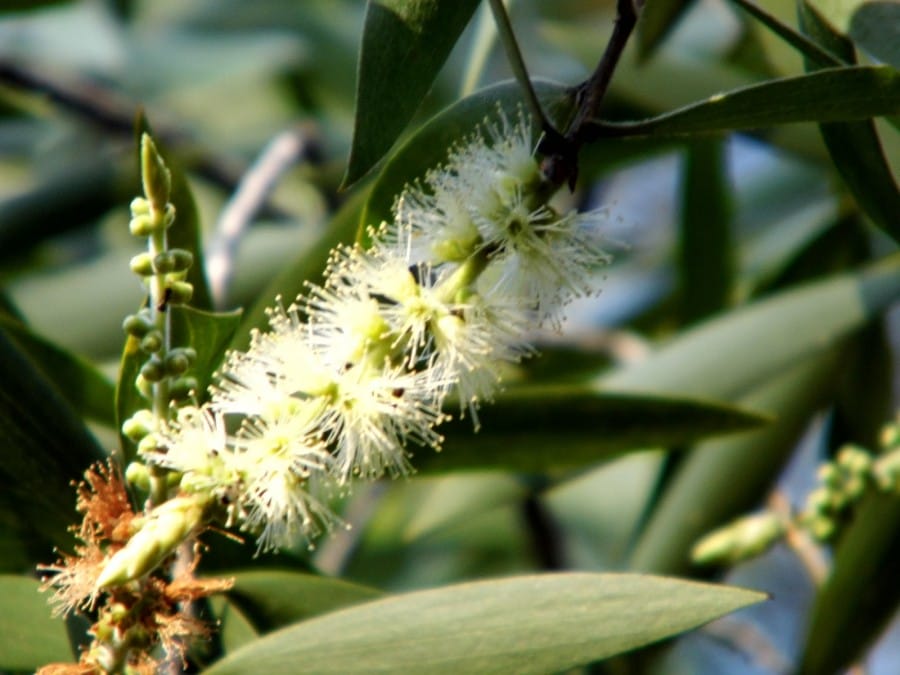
left=225, top=570, right=381, bottom=631
left=204, top=573, right=765, bottom=675
left=343, top=0, right=482, bottom=187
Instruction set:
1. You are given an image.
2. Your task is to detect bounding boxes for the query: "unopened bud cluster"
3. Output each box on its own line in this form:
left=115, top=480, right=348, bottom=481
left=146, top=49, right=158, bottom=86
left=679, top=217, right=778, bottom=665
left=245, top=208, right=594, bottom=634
left=693, top=418, right=900, bottom=567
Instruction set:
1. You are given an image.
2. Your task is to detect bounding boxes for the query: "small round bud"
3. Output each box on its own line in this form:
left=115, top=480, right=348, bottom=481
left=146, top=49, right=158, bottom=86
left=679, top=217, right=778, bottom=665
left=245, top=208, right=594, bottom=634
left=130, top=197, right=150, bottom=216
left=125, top=462, right=151, bottom=491
left=135, top=373, right=153, bottom=400
left=122, top=313, right=153, bottom=338
left=137, top=433, right=163, bottom=456
left=153, top=251, right=177, bottom=274
left=171, top=249, right=194, bottom=272
left=129, top=252, right=155, bottom=277
left=165, top=351, right=191, bottom=376
left=122, top=410, right=155, bottom=442
left=140, top=359, right=165, bottom=382
left=140, top=331, right=163, bottom=354
left=170, top=376, right=199, bottom=400
left=129, top=214, right=156, bottom=237
left=167, top=280, right=194, bottom=305
left=816, top=463, right=841, bottom=488
left=809, top=516, right=836, bottom=541
left=806, top=487, right=833, bottom=515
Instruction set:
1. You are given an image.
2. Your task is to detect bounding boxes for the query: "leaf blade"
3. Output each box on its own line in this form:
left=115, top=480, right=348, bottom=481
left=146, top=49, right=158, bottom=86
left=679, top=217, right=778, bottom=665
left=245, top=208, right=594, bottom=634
left=344, top=0, right=482, bottom=187
left=204, top=573, right=765, bottom=675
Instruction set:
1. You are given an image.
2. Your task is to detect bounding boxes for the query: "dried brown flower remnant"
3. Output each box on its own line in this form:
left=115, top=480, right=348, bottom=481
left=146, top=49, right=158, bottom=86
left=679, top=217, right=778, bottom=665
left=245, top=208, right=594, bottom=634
left=38, top=462, right=233, bottom=672
left=39, top=462, right=136, bottom=616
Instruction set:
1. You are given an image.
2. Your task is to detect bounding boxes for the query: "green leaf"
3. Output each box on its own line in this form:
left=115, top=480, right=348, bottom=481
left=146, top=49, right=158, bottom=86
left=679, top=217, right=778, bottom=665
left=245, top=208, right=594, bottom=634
left=600, top=253, right=900, bottom=399
left=799, top=4, right=900, bottom=242
left=204, top=573, right=766, bottom=675
left=208, top=596, right=259, bottom=654
left=628, top=348, right=842, bottom=575
left=343, top=0, right=482, bottom=187
left=0, top=316, right=114, bottom=426
left=115, top=306, right=242, bottom=462
left=0, top=576, right=72, bottom=669
left=412, top=388, right=768, bottom=474
left=363, top=78, right=576, bottom=229
left=225, top=570, right=382, bottom=631
left=850, top=1, right=900, bottom=67
left=134, top=116, right=213, bottom=310
left=637, top=0, right=694, bottom=59
left=677, top=138, right=733, bottom=324
left=729, top=0, right=844, bottom=66
left=0, top=326, right=105, bottom=551
left=800, top=492, right=900, bottom=675
left=590, top=66, right=900, bottom=138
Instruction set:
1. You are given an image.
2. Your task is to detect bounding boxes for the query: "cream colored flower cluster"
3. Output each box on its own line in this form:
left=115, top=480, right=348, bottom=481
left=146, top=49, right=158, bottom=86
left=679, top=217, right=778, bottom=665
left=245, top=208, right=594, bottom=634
left=147, top=110, right=610, bottom=553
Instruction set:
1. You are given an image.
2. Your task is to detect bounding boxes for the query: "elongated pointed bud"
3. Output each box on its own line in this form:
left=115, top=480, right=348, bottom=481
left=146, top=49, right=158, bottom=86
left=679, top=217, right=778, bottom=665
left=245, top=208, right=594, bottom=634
left=95, top=495, right=207, bottom=588
left=141, top=133, right=172, bottom=213
left=691, top=512, right=785, bottom=566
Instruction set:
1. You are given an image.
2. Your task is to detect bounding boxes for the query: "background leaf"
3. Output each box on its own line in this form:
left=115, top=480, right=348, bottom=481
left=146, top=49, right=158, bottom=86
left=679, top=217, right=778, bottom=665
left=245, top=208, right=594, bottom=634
left=343, top=0, right=482, bottom=187
left=413, top=388, right=769, bottom=474
left=0, top=576, right=72, bottom=670
left=204, top=573, right=765, bottom=675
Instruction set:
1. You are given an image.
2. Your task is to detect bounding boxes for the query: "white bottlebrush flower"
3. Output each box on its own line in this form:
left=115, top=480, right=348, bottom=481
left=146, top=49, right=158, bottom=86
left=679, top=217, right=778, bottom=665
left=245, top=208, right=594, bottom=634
left=231, top=404, right=337, bottom=552
left=394, top=108, right=610, bottom=324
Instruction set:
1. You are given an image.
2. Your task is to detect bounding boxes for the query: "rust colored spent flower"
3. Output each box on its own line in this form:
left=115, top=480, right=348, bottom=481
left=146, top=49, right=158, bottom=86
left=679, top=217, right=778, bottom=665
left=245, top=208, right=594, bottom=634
left=75, top=461, right=136, bottom=544
left=36, top=663, right=98, bottom=675
left=39, top=462, right=137, bottom=617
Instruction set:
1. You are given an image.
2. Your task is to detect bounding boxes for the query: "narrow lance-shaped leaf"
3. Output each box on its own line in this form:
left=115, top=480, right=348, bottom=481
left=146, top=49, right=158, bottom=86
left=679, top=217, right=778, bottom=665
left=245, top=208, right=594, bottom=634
left=0, top=316, right=115, bottom=426
left=415, top=388, right=769, bottom=474
left=204, top=573, right=765, bottom=675
left=343, top=0, right=482, bottom=187
left=798, top=4, right=900, bottom=243
left=589, top=66, right=900, bottom=138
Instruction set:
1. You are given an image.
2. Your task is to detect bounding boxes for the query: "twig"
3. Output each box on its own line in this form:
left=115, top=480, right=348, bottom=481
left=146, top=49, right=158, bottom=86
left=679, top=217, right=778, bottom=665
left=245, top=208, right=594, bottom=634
left=768, top=490, right=829, bottom=586
left=206, top=126, right=320, bottom=308
left=539, top=0, right=644, bottom=189
left=487, top=0, right=550, bottom=132
left=0, top=59, right=285, bottom=210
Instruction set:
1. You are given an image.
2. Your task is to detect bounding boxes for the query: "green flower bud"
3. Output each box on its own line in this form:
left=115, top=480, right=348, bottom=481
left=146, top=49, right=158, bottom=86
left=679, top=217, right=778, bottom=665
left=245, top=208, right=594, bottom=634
left=129, top=252, right=155, bottom=277
left=165, top=351, right=191, bottom=376
left=140, top=134, right=172, bottom=213
left=153, top=251, right=177, bottom=274
left=167, top=280, right=194, bottom=305
left=140, top=359, right=165, bottom=382
left=691, top=512, right=785, bottom=566
left=170, top=376, right=199, bottom=401
left=125, top=461, right=151, bottom=491
left=135, top=373, right=153, bottom=400
left=95, top=495, right=208, bottom=588
left=122, top=313, right=153, bottom=338
left=122, top=410, right=155, bottom=442
left=129, top=197, right=150, bottom=216
left=809, top=516, right=836, bottom=541
left=170, top=248, right=194, bottom=272
left=140, top=331, right=163, bottom=354
left=129, top=214, right=155, bottom=237
left=137, top=433, right=163, bottom=456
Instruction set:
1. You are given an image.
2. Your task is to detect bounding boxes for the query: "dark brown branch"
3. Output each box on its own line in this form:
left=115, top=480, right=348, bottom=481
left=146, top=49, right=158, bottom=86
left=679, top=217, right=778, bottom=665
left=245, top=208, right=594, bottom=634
left=538, top=0, right=644, bottom=189
left=0, top=59, right=289, bottom=214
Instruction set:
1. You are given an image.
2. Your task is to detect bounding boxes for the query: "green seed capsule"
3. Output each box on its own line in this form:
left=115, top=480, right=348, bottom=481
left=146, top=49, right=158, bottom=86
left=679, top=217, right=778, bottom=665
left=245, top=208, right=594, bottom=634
left=140, top=331, right=163, bottom=354
left=153, top=251, right=176, bottom=274
left=168, top=281, right=194, bottom=305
